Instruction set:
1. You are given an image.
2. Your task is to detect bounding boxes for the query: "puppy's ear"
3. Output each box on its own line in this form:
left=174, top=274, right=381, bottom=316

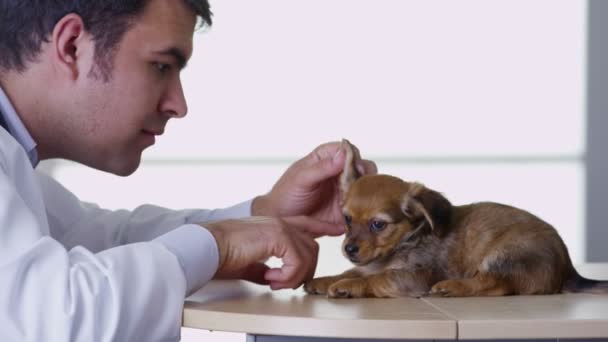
left=339, top=139, right=363, bottom=205
left=401, top=183, right=452, bottom=237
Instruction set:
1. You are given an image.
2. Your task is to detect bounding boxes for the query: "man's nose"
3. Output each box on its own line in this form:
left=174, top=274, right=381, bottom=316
left=160, top=77, right=188, bottom=118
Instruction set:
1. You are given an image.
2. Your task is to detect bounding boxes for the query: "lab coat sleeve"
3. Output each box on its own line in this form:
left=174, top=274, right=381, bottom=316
left=0, top=167, right=196, bottom=341
left=37, top=171, right=253, bottom=252
left=37, top=170, right=255, bottom=302
left=0, top=141, right=258, bottom=342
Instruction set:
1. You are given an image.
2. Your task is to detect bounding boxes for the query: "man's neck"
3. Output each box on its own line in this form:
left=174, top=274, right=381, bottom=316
left=0, top=69, right=56, bottom=161
left=0, top=77, right=42, bottom=166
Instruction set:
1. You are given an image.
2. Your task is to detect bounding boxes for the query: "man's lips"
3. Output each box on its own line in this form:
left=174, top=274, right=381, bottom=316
left=140, top=128, right=164, bottom=147
left=142, top=128, right=164, bottom=136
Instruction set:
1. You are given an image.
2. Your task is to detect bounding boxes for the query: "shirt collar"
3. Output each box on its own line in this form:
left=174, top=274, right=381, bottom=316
left=0, top=85, right=39, bottom=167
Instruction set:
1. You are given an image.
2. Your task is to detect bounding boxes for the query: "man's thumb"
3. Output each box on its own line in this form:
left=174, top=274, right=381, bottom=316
left=300, top=148, right=345, bottom=186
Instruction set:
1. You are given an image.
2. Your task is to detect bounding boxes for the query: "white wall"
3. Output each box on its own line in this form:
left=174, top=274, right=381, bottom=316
left=44, top=1, right=587, bottom=341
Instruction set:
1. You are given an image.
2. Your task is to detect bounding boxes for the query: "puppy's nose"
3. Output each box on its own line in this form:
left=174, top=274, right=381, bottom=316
left=344, top=244, right=359, bottom=257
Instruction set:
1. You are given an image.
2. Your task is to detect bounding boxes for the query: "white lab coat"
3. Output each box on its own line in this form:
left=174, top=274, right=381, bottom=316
left=0, top=127, right=252, bottom=341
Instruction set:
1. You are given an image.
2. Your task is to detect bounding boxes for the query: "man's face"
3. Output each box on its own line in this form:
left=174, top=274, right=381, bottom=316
left=69, top=0, right=196, bottom=176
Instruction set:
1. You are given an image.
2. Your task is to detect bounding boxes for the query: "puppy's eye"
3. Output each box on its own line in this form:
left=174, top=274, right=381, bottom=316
left=344, top=215, right=352, bottom=227
left=369, top=220, right=387, bottom=233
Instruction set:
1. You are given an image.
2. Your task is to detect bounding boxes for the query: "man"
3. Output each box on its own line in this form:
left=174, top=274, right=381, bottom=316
left=0, top=0, right=376, bottom=341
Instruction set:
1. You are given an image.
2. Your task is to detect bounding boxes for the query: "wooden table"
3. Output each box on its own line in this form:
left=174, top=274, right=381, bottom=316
left=183, top=264, right=608, bottom=341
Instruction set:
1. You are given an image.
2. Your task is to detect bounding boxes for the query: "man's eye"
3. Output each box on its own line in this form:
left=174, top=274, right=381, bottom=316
left=369, top=220, right=387, bottom=233
left=154, top=62, right=171, bottom=74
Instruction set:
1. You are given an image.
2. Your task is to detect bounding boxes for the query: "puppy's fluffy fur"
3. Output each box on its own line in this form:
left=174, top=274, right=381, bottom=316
left=304, top=140, right=608, bottom=298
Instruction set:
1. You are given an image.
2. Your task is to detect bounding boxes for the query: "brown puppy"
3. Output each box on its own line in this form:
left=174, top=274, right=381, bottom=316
left=304, top=140, right=608, bottom=298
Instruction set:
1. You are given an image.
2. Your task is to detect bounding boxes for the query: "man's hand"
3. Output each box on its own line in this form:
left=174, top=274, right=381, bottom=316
left=252, top=141, right=377, bottom=224
left=203, top=216, right=342, bottom=289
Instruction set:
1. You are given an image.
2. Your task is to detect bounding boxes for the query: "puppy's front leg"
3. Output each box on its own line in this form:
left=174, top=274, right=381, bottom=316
left=304, top=269, right=362, bottom=295
left=328, top=270, right=433, bottom=298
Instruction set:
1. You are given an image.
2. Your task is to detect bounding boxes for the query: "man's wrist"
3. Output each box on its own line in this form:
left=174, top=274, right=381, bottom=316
left=154, top=224, right=219, bottom=294
left=204, top=223, right=227, bottom=277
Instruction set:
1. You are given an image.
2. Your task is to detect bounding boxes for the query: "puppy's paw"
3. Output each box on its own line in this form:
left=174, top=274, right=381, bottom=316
left=430, top=279, right=470, bottom=297
left=304, top=277, right=336, bottom=295
left=327, top=278, right=366, bottom=298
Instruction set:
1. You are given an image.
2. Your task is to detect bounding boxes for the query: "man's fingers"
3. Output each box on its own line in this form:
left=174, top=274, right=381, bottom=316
left=285, top=216, right=345, bottom=238
left=264, top=265, right=300, bottom=289
left=294, top=232, right=319, bottom=282
left=308, top=141, right=342, bottom=162
left=296, top=152, right=345, bottom=188
left=265, top=269, right=311, bottom=290
left=263, top=233, right=303, bottom=288
left=263, top=227, right=318, bottom=289
left=303, top=141, right=374, bottom=185
left=207, top=217, right=321, bottom=289
left=304, top=243, right=318, bottom=281
left=240, top=262, right=271, bottom=285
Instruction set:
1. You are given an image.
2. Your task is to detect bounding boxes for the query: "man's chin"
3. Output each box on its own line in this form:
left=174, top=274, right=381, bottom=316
left=94, top=156, right=141, bottom=177
left=112, top=165, right=139, bottom=177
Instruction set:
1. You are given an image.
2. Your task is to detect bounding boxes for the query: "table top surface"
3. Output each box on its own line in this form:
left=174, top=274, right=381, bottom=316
left=183, top=263, right=608, bottom=340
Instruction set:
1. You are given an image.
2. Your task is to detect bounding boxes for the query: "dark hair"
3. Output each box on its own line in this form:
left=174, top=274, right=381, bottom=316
left=0, top=0, right=212, bottom=80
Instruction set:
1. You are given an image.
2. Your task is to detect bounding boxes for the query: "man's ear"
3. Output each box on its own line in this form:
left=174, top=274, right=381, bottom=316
left=339, top=139, right=363, bottom=205
left=400, top=182, right=452, bottom=237
left=51, top=13, right=93, bottom=80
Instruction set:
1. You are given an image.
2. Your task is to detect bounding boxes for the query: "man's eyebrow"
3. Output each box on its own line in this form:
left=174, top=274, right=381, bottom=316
left=157, top=47, right=188, bottom=69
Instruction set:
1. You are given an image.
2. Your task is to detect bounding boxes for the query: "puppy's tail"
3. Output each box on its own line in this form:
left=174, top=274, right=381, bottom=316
left=563, top=271, right=608, bottom=294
